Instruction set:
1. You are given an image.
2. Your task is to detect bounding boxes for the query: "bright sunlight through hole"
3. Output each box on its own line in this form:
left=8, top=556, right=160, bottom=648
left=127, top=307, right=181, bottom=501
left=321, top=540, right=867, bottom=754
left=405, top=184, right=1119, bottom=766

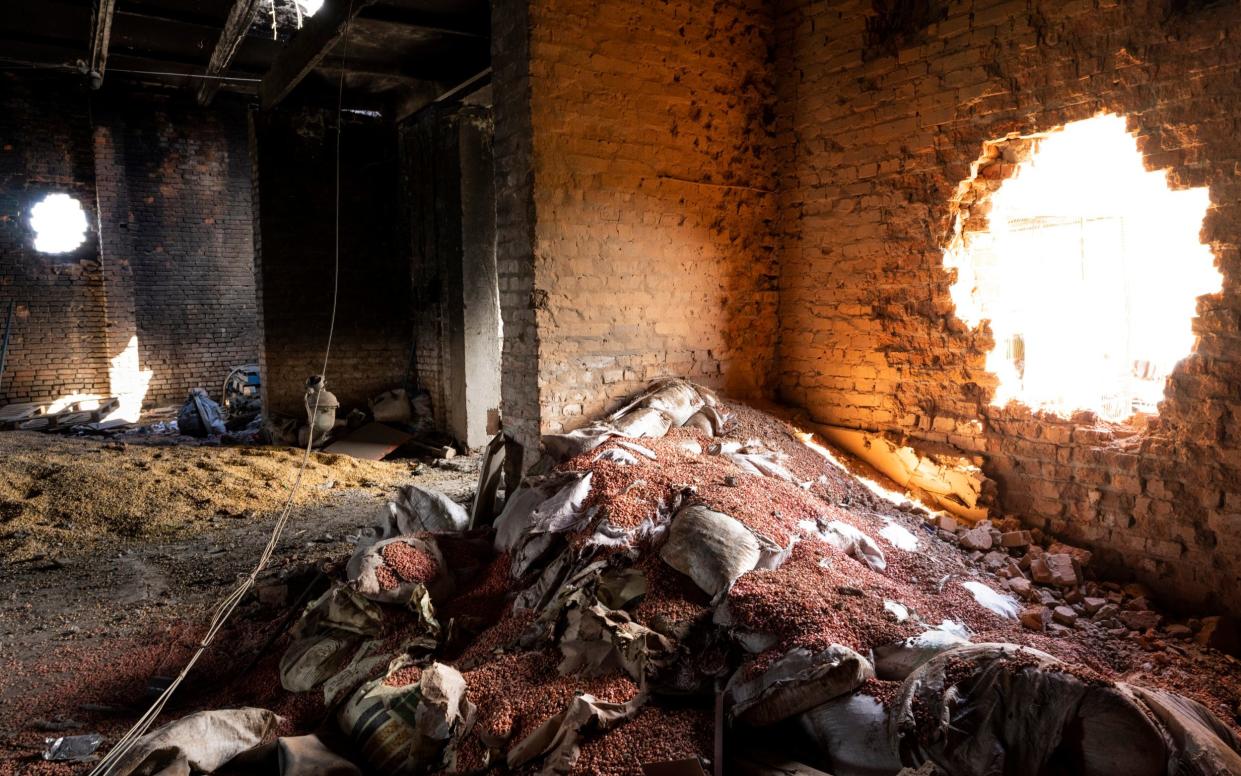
left=29, top=193, right=88, bottom=254
left=944, top=115, right=1221, bottom=422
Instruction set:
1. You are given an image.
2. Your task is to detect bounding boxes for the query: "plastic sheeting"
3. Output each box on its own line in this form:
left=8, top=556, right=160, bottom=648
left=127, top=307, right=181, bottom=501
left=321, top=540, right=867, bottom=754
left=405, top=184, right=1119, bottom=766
left=888, top=643, right=1187, bottom=776
left=961, top=580, right=1021, bottom=620
left=799, top=519, right=887, bottom=573
left=178, top=388, right=226, bottom=438
left=540, top=379, right=718, bottom=460
left=799, top=691, right=903, bottom=776
left=872, top=624, right=972, bottom=681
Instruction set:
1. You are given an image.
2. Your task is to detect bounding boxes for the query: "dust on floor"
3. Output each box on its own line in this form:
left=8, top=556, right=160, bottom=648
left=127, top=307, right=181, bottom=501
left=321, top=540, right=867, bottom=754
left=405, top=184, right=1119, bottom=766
left=0, top=432, right=480, bottom=775
left=0, top=431, right=465, bottom=562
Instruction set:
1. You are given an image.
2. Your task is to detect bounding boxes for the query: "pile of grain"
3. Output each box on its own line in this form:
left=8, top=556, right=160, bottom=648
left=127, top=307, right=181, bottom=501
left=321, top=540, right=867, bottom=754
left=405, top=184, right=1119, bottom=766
left=0, top=432, right=421, bottom=560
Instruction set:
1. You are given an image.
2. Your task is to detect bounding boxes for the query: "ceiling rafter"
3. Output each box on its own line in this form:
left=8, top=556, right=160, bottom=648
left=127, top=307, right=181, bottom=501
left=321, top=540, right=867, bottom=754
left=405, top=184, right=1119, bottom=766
left=197, top=0, right=265, bottom=106
left=87, top=0, right=118, bottom=88
left=259, top=0, right=377, bottom=110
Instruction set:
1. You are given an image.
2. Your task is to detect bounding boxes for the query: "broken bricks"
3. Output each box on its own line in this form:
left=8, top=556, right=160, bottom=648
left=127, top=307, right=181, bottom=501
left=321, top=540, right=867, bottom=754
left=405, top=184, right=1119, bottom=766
left=1029, top=552, right=1080, bottom=587
left=958, top=524, right=993, bottom=551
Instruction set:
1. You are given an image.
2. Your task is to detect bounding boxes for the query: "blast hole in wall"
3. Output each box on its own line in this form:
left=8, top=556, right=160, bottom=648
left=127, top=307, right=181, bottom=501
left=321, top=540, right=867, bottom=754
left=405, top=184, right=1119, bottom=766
left=29, top=193, right=88, bottom=254
left=945, top=115, right=1221, bottom=422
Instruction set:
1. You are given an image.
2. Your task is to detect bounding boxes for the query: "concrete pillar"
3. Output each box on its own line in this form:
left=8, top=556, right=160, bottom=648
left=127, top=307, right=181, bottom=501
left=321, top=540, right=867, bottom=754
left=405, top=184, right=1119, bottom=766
left=449, top=111, right=501, bottom=449
left=402, top=104, right=501, bottom=449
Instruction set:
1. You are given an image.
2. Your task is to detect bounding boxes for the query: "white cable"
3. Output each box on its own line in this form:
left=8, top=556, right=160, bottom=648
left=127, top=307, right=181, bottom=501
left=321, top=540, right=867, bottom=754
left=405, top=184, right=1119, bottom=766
left=87, top=2, right=355, bottom=773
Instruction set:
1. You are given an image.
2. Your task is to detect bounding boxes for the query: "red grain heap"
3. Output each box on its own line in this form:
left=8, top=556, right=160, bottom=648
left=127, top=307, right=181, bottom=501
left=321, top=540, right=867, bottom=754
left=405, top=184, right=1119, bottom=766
left=382, top=541, right=439, bottom=583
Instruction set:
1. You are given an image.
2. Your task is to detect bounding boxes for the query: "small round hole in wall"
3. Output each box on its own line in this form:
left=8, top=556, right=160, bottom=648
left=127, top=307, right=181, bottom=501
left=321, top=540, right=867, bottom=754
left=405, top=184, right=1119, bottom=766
left=29, top=193, right=89, bottom=254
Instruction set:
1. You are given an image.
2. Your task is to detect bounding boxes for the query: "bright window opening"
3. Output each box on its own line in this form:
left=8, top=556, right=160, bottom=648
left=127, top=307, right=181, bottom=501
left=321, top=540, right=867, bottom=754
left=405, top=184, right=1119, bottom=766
left=29, top=193, right=89, bottom=254
left=945, top=115, right=1221, bottom=422
left=295, top=0, right=323, bottom=16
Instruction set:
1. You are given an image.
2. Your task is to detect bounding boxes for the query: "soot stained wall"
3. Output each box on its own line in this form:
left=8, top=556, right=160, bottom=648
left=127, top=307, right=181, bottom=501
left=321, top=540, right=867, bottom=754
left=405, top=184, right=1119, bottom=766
left=251, top=108, right=410, bottom=418
left=0, top=76, right=106, bottom=407
left=401, top=103, right=501, bottom=449
left=775, top=0, right=1241, bottom=613
left=94, top=94, right=258, bottom=406
left=0, top=75, right=257, bottom=409
left=493, top=0, right=780, bottom=458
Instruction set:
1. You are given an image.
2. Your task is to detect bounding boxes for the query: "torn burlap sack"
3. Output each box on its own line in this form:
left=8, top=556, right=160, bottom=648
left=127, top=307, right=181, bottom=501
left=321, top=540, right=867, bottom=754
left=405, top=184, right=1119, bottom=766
left=109, top=708, right=282, bottom=776
left=506, top=692, right=648, bottom=774
left=659, top=504, right=761, bottom=601
left=726, top=644, right=874, bottom=727
left=337, top=661, right=475, bottom=775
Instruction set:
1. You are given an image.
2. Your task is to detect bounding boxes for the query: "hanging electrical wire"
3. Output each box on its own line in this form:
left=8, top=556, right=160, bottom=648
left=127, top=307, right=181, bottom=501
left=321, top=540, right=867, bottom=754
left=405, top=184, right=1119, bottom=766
left=85, top=1, right=357, bottom=773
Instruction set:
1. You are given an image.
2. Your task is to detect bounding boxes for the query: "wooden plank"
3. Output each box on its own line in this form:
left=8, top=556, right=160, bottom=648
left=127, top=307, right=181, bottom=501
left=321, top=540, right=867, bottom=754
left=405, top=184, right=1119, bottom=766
left=197, top=0, right=264, bottom=105
left=88, top=0, right=118, bottom=88
left=259, top=0, right=376, bottom=110
left=642, top=760, right=708, bottom=776
left=324, top=421, right=412, bottom=460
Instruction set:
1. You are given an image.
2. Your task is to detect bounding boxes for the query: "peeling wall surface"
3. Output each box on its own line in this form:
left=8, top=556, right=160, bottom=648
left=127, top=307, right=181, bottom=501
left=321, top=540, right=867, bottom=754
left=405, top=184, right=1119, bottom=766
left=494, top=0, right=780, bottom=456
left=0, top=76, right=257, bottom=408
left=774, top=0, right=1241, bottom=613
left=492, top=0, right=542, bottom=458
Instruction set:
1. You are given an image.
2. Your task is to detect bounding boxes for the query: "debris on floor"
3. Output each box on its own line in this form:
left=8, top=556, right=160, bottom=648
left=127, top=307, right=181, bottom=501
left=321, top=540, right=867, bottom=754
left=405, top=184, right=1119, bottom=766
left=11, top=379, right=1241, bottom=776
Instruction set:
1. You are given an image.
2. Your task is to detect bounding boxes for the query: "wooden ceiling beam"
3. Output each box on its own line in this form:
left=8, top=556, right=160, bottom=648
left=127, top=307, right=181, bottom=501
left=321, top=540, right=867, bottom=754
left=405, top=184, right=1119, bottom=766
left=259, top=0, right=376, bottom=110
left=355, top=6, right=487, bottom=39
left=197, top=0, right=264, bottom=106
left=87, top=0, right=118, bottom=88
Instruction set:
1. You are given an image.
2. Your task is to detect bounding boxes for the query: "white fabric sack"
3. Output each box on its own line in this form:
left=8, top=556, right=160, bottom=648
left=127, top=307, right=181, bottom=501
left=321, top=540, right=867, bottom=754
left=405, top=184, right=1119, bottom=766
left=109, top=708, right=281, bottom=776
left=659, top=504, right=761, bottom=601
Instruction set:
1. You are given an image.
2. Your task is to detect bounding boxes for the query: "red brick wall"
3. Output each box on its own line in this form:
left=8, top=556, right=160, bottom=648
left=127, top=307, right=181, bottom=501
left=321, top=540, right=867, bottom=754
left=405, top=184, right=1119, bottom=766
left=0, top=76, right=108, bottom=406
left=0, top=77, right=258, bottom=409
left=95, top=94, right=258, bottom=407
left=495, top=0, right=780, bottom=455
left=774, top=0, right=1241, bottom=613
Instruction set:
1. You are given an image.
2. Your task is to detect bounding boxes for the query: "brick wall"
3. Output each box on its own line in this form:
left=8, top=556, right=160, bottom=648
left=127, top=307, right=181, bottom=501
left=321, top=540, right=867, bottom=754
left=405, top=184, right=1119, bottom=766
left=0, top=75, right=257, bottom=410
left=0, top=75, right=107, bottom=406
left=493, top=0, right=542, bottom=458
left=401, top=106, right=457, bottom=433
left=94, top=94, right=258, bottom=407
left=774, top=0, right=1241, bottom=613
left=251, top=107, right=411, bottom=418
left=494, top=0, right=780, bottom=457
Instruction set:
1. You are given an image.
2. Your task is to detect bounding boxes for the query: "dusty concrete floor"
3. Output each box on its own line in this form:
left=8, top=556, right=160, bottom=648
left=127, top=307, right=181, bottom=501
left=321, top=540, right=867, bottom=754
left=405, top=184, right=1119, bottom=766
left=0, top=431, right=480, bottom=774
